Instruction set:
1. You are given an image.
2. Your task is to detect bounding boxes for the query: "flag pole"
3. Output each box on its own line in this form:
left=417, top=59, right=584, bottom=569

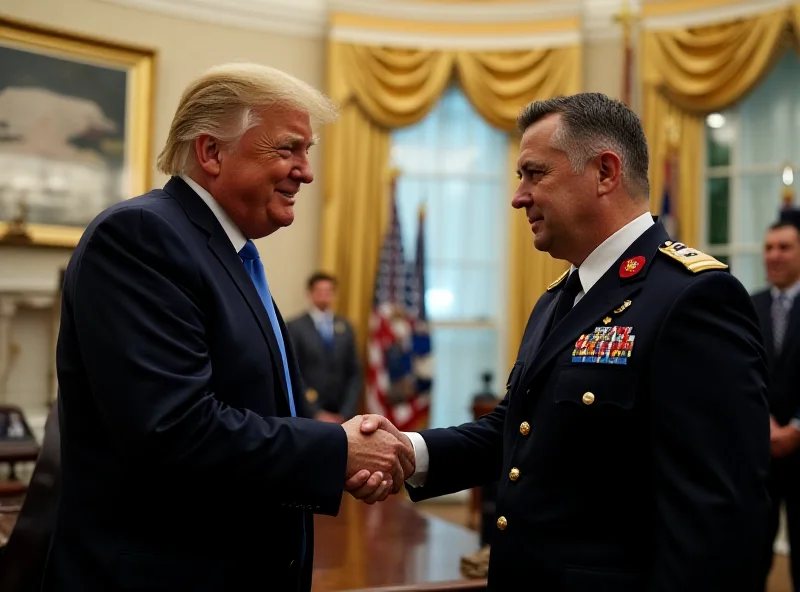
left=614, top=0, right=635, bottom=107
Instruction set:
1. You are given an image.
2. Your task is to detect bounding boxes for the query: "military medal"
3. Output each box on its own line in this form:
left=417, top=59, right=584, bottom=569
left=572, top=326, right=635, bottom=365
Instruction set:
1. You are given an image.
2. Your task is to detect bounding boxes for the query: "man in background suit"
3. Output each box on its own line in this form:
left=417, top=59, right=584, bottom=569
left=288, top=272, right=362, bottom=423
left=753, top=219, right=800, bottom=592
left=45, top=63, right=413, bottom=592
left=363, top=93, right=770, bottom=591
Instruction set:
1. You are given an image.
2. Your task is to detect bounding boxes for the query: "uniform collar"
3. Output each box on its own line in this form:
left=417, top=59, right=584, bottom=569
left=571, top=212, right=655, bottom=298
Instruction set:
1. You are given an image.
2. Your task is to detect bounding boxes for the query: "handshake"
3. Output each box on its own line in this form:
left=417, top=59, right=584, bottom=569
left=341, top=414, right=415, bottom=504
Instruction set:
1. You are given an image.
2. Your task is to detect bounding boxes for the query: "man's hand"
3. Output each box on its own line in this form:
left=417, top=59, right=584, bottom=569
left=359, top=414, right=415, bottom=480
left=316, top=410, right=344, bottom=424
left=341, top=415, right=409, bottom=503
left=771, top=419, right=800, bottom=458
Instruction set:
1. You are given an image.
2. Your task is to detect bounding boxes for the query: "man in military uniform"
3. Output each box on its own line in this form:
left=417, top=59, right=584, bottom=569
left=358, top=93, right=770, bottom=591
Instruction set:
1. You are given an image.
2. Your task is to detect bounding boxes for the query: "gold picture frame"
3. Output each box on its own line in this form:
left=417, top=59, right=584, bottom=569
left=0, top=16, right=156, bottom=247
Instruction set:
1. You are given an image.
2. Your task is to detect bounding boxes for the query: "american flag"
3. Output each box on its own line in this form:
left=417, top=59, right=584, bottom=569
left=365, top=179, right=431, bottom=431
left=408, top=205, right=432, bottom=425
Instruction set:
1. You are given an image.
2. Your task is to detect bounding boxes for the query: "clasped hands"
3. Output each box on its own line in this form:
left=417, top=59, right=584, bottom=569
left=341, top=414, right=414, bottom=504
left=770, top=415, right=800, bottom=458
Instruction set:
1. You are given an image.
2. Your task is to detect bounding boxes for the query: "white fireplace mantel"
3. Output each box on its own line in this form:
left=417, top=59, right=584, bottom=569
left=0, top=244, right=72, bottom=440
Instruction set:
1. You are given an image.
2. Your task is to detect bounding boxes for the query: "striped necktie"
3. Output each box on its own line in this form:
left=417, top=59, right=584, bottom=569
left=773, top=292, right=791, bottom=355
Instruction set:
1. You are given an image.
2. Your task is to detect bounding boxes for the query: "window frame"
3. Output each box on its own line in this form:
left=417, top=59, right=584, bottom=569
left=389, top=84, right=511, bottom=430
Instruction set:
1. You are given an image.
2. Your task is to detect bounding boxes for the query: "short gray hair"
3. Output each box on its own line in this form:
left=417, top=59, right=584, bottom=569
left=516, top=93, right=650, bottom=200
left=156, top=63, right=338, bottom=176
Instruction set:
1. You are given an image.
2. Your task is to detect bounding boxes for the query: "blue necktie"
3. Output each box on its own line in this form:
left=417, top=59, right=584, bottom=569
left=238, top=241, right=305, bottom=562
left=320, top=315, right=334, bottom=349
left=238, top=241, right=297, bottom=417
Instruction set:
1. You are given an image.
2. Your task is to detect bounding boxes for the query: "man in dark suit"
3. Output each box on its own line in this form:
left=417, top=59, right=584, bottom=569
left=288, top=272, right=362, bottom=423
left=752, top=219, right=800, bottom=591
left=362, top=93, right=770, bottom=591
left=44, top=63, right=413, bottom=592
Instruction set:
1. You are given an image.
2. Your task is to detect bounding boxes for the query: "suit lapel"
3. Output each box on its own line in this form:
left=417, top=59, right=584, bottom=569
left=519, top=222, right=668, bottom=390
left=754, top=293, right=775, bottom=364
left=331, top=316, right=345, bottom=350
left=519, top=296, right=559, bottom=372
left=776, top=295, right=800, bottom=365
left=165, top=176, right=291, bottom=405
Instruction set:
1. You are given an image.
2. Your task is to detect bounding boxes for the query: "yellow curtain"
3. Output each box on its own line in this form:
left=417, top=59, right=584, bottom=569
left=642, top=7, right=794, bottom=246
left=321, top=41, right=581, bottom=364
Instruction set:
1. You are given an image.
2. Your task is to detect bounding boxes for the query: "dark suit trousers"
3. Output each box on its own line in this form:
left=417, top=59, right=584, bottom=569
left=762, top=450, right=800, bottom=592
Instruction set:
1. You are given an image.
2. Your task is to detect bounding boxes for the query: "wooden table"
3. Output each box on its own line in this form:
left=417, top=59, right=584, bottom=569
left=313, top=494, right=487, bottom=592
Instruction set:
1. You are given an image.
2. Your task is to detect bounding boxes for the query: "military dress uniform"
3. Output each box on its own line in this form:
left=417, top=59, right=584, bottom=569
left=407, top=216, right=770, bottom=592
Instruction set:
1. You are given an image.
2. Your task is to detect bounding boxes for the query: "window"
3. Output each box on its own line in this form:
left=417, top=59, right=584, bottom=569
left=390, top=85, right=509, bottom=429
left=704, top=52, right=800, bottom=293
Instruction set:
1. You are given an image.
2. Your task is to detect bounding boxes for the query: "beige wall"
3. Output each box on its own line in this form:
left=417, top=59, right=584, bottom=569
left=2, top=0, right=326, bottom=316
left=583, top=38, right=626, bottom=101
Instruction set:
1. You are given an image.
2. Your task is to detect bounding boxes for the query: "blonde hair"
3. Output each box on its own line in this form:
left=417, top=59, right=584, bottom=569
left=156, top=62, right=338, bottom=176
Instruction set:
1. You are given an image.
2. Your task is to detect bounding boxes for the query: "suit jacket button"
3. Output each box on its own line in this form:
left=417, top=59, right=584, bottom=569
left=509, top=468, right=520, bottom=481
left=582, top=392, right=595, bottom=405
left=497, top=516, right=508, bottom=530
left=519, top=422, right=531, bottom=435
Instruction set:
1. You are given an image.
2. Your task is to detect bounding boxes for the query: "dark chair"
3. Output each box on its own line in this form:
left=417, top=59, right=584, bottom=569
left=0, top=404, right=40, bottom=485
left=0, top=401, right=61, bottom=592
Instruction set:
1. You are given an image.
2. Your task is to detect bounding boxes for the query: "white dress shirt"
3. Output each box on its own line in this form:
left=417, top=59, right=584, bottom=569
left=309, top=306, right=334, bottom=336
left=180, top=174, right=246, bottom=252
left=770, top=278, right=800, bottom=305
left=404, top=211, right=655, bottom=487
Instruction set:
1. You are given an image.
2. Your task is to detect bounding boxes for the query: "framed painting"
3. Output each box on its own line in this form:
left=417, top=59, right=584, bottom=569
left=0, top=17, right=155, bottom=247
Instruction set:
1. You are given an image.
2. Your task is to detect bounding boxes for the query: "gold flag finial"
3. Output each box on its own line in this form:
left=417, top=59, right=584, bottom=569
left=613, top=0, right=636, bottom=40
left=666, top=115, right=681, bottom=151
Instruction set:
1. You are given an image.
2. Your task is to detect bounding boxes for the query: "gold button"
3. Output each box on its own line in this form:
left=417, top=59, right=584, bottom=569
left=509, top=468, right=520, bottom=481
left=519, top=422, right=531, bottom=435
left=496, top=516, right=507, bottom=530
left=582, top=392, right=595, bottom=405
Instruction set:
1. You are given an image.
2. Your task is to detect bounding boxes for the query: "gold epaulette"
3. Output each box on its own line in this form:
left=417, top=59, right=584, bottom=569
left=547, top=270, right=569, bottom=291
left=658, top=241, right=728, bottom=273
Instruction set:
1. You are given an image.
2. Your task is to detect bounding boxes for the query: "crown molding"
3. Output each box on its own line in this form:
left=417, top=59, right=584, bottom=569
left=98, top=0, right=596, bottom=39
left=98, top=0, right=650, bottom=42
left=96, top=0, right=329, bottom=38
